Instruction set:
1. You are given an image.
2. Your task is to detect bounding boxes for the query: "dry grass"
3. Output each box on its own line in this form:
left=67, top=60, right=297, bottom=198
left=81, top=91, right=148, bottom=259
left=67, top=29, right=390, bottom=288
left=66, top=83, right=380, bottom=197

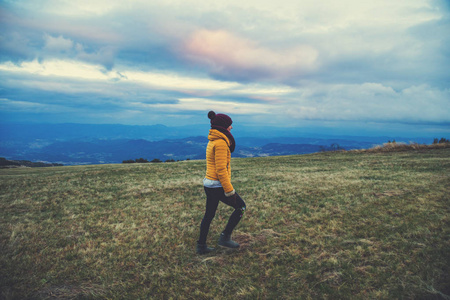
left=1, top=148, right=449, bottom=299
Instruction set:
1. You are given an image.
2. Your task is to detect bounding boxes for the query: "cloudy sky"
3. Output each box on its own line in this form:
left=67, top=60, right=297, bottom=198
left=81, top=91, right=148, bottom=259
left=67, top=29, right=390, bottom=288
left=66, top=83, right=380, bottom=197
left=0, top=0, right=449, bottom=136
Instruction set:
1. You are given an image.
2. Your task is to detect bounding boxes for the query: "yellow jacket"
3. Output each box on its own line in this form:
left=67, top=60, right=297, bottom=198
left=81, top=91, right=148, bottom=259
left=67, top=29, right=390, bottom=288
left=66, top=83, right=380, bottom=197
left=205, top=129, right=235, bottom=196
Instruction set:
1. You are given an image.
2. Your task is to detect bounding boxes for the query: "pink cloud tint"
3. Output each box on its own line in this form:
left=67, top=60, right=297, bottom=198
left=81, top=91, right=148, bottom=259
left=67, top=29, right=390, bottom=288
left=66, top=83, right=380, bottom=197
left=183, top=29, right=318, bottom=81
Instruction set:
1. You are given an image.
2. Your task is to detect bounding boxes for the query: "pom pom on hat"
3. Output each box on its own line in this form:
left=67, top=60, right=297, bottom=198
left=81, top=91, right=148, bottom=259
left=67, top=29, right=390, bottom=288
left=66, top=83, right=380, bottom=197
left=208, top=111, right=216, bottom=120
left=208, top=110, right=232, bottom=128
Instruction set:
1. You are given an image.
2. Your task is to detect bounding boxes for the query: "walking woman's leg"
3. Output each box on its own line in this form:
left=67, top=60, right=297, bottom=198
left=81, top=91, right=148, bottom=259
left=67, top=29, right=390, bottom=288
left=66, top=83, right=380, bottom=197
left=198, top=187, right=220, bottom=245
left=222, top=193, right=246, bottom=236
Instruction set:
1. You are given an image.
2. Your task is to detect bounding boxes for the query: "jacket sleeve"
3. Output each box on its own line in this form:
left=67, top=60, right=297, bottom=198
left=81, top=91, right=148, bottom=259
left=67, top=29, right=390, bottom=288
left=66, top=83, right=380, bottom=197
left=214, top=140, right=235, bottom=196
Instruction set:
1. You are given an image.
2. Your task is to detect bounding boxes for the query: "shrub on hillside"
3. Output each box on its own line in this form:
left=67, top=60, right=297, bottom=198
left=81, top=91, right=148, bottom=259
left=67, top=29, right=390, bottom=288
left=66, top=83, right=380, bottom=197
left=123, top=158, right=169, bottom=163
left=123, top=158, right=149, bottom=163
left=135, top=158, right=149, bottom=163
left=433, top=137, right=450, bottom=144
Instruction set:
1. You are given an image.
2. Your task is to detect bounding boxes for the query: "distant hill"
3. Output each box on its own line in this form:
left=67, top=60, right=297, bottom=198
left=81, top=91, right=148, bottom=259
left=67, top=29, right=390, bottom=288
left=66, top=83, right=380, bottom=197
left=0, top=123, right=441, bottom=165
left=0, top=136, right=373, bottom=165
left=0, top=157, right=63, bottom=168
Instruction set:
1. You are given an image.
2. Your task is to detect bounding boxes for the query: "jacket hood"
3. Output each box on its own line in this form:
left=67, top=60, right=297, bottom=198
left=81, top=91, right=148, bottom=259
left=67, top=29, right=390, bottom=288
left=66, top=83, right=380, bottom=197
left=208, top=129, right=230, bottom=146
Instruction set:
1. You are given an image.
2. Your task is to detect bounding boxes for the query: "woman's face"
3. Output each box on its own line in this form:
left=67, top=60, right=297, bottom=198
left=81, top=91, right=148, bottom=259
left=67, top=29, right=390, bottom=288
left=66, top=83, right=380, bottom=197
left=227, top=125, right=233, bottom=132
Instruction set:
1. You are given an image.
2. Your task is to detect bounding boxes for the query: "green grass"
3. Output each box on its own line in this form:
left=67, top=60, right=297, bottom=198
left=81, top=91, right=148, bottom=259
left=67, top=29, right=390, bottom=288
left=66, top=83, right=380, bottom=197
left=1, top=148, right=449, bottom=299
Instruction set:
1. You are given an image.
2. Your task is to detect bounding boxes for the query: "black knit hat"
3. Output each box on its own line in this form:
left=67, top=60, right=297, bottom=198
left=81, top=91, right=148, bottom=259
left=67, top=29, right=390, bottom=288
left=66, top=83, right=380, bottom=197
left=208, top=111, right=232, bottom=128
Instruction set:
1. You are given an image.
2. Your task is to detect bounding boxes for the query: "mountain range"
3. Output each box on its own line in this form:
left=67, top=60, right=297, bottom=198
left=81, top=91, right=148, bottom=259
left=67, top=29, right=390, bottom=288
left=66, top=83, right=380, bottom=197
left=0, top=123, right=434, bottom=165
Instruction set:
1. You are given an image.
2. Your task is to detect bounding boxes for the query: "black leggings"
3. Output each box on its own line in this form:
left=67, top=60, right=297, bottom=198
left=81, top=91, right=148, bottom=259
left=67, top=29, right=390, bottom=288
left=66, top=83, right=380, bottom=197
left=198, top=187, right=246, bottom=245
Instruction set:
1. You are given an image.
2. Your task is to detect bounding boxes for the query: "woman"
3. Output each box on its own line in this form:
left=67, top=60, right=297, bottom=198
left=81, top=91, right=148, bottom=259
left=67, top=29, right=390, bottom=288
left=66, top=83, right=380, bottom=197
left=196, top=111, right=246, bottom=255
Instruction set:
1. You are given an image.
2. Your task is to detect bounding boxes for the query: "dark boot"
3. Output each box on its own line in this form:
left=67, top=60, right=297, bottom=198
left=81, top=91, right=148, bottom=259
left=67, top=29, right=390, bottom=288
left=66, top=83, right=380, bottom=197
left=196, top=243, right=215, bottom=255
left=218, top=232, right=240, bottom=248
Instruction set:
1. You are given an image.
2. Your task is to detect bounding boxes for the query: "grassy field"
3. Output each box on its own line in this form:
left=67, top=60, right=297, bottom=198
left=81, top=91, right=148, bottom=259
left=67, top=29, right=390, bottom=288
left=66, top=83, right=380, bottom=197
left=1, top=147, right=449, bottom=299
